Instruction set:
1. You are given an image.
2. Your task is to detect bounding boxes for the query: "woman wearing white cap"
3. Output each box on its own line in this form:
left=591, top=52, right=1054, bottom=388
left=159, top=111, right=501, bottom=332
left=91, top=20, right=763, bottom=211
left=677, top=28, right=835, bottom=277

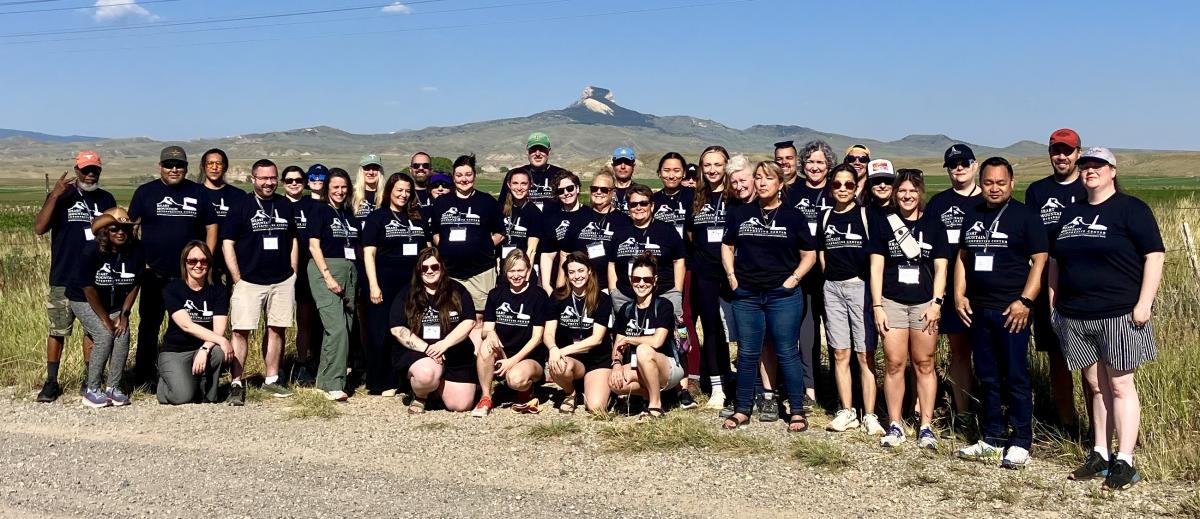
left=1050, top=147, right=1164, bottom=491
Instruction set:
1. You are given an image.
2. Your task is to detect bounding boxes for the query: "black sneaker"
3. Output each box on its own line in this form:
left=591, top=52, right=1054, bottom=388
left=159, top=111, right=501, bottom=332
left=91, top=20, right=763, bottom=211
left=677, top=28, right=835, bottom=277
left=677, top=388, right=698, bottom=410
left=719, top=401, right=736, bottom=419
left=229, top=384, right=246, bottom=406
left=1069, top=451, right=1111, bottom=481
left=1103, top=459, right=1142, bottom=490
left=802, top=396, right=816, bottom=413
left=758, top=395, right=780, bottom=422
left=36, top=380, right=62, bottom=403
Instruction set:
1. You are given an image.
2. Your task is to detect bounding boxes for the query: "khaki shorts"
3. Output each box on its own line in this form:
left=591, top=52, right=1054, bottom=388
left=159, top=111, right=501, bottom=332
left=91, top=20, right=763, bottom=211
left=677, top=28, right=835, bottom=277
left=46, top=285, right=76, bottom=336
left=881, top=297, right=933, bottom=331
left=230, top=274, right=296, bottom=330
left=453, top=269, right=496, bottom=315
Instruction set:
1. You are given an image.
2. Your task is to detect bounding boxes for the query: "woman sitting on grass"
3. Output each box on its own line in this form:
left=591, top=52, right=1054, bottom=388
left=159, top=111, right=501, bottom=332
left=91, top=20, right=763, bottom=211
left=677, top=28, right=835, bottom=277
left=608, top=254, right=685, bottom=418
left=472, top=250, right=550, bottom=417
left=157, top=241, right=233, bottom=405
left=544, top=251, right=614, bottom=414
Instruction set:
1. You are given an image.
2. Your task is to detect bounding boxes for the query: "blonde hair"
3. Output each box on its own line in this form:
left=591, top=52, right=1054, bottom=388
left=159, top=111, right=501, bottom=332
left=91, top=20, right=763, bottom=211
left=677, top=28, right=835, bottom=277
left=353, top=165, right=383, bottom=214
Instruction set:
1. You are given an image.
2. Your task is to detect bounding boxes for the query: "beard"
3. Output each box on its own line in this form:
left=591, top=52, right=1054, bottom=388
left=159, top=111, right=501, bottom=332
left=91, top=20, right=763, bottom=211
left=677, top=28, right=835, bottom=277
left=77, top=180, right=100, bottom=192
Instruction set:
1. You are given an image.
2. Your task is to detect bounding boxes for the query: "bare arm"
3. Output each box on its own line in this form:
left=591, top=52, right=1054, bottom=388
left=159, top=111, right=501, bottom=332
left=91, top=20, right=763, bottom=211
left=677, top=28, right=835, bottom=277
left=391, top=325, right=430, bottom=353
left=204, top=224, right=218, bottom=257
left=721, top=243, right=737, bottom=289
left=290, top=237, right=299, bottom=273
left=1047, top=258, right=1059, bottom=309
left=34, top=172, right=72, bottom=235
left=170, top=309, right=231, bottom=347
left=222, top=239, right=241, bottom=283
left=607, top=261, right=618, bottom=293
left=557, top=323, right=609, bottom=357
left=491, top=233, right=504, bottom=246
left=672, top=258, right=684, bottom=292
left=1132, top=251, right=1166, bottom=326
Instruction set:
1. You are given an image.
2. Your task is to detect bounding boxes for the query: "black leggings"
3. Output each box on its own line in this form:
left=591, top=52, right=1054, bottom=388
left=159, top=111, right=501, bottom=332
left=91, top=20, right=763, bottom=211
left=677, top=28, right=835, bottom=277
left=364, top=277, right=405, bottom=393
left=135, top=270, right=171, bottom=384
left=690, top=275, right=730, bottom=382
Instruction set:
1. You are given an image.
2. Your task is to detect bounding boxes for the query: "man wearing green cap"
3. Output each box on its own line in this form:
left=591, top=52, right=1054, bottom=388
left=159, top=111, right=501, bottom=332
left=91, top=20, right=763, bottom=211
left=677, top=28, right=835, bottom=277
left=499, top=132, right=567, bottom=213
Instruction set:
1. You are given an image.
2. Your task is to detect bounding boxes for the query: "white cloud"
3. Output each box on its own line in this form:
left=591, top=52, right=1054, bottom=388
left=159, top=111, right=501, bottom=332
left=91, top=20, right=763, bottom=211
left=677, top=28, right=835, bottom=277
left=93, top=0, right=160, bottom=22
left=381, top=2, right=411, bottom=14
left=420, top=86, right=438, bottom=93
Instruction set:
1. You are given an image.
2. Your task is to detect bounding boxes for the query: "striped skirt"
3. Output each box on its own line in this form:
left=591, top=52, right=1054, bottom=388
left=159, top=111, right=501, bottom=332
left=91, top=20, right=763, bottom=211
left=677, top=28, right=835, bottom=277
left=1051, top=312, right=1157, bottom=371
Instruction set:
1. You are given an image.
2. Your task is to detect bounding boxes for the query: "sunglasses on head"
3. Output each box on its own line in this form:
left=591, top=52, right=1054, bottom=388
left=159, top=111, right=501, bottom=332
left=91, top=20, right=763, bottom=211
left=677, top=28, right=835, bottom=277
left=590, top=186, right=612, bottom=194
left=410, top=162, right=431, bottom=170
left=186, top=258, right=209, bottom=267
left=431, top=181, right=452, bottom=190
left=420, top=263, right=441, bottom=273
left=846, top=156, right=870, bottom=164
left=308, top=175, right=327, bottom=182
left=284, top=177, right=305, bottom=185
left=630, top=275, right=654, bottom=285
left=554, top=184, right=577, bottom=195
left=831, top=180, right=857, bottom=191
left=627, top=200, right=652, bottom=208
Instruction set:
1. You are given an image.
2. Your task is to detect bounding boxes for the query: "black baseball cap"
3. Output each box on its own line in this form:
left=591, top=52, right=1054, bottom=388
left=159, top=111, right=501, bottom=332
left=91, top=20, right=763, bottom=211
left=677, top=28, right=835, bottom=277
left=159, top=146, right=187, bottom=164
left=943, top=144, right=975, bottom=167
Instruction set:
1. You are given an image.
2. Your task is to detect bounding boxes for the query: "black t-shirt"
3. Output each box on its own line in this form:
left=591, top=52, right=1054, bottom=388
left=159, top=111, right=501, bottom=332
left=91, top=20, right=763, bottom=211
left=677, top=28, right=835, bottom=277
left=652, top=187, right=695, bottom=240
left=289, top=197, right=316, bottom=261
left=865, top=211, right=952, bottom=305
left=614, top=297, right=676, bottom=361
left=819, top=206, right=872, bottom=282
left=415, top=188, right=433, bottom=212
left=540, top=205, right=581, bottom=254
left=161, top=279, right=228, bottom=353
left=205, top=183, right=247, bottom=226
left=431, top=190, right=505, bottom=278
left=129, top=179, right=218, bottom=276
left=46, top=188, right=116, bottom=286
left=390, top=281, right=477, bottom=368
left=499, top=164, right=566, bottom=213
left=501, top=201, right=544, bottom=258
left=722, top=203, right=816, bottom=291
left=1024, top=175, right=1087, bottom=231
left=686, top=193, right=736, bottom=279
left=304, top=203, right=360, bottom=261
left=787, top=182, right=833, bottom=237
left=484, top=285, right=549, bottom=356
left=607, top=219, right=684, bottom=297
left=355, top=189, right=378, bottom=224
left=925, top=187, right=984, bottom=296
left=1050, top=193, right=1165, bottom=319
left=564, top=208, right=630, bottom=288
left=613, top=185, right=633, bottom=214
left=362, top=208, right=430, bottom=286
left=549, top=292, right=613, bottom=366
left=959, top=200, right=1049, bottom=310
left=67, top=242, right=145, bottom=310
left=220, top=194, right=296, bottom=285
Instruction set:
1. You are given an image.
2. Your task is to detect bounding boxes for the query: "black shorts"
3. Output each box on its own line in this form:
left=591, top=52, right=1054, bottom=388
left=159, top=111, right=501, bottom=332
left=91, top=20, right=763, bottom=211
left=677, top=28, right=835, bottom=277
left=393, top=349, right=478, bottom=384
left=570, top=351, right=612, bottom=373
left=503, top=344, right=548, bottom=365
left=1031, top=290, right=1061, bottom=353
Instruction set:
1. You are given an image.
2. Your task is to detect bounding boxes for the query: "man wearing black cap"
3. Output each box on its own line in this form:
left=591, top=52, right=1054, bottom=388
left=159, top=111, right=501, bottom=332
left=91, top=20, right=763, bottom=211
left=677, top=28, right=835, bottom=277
left=128, top=146, right=219, bottom=386
left=498, top=132, right=566, bottom=213
left=774, top=141, right=799, bottom=186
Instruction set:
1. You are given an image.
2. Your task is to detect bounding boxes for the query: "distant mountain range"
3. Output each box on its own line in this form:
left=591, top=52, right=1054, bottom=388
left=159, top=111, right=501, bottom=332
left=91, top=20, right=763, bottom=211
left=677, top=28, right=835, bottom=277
left=0, top=86, right=1088, bottom=170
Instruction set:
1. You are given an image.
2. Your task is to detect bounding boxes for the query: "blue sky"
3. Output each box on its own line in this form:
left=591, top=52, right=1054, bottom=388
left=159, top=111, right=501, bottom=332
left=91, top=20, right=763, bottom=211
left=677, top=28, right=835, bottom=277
left=2, top=0, right=1198, bottom=149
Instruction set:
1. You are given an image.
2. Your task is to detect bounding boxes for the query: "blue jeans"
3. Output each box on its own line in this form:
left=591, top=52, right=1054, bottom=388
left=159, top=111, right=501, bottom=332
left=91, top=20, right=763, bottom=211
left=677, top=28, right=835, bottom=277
left=732, top=285, right=807, bottom=416
left=969, top=307, right=1033, bottom=449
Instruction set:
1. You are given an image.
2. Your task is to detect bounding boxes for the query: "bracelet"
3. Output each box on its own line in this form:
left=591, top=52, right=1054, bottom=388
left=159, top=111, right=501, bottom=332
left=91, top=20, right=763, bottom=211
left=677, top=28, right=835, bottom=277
left=200, top=346, right=211, bottom=352
left=872, top=304, right=883, bottom=308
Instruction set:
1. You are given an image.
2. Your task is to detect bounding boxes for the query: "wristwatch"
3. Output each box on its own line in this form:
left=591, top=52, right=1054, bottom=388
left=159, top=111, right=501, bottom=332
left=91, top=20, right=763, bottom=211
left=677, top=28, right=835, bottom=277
left=932, top=297, right=944, bottom=306
left=1018, top=296, right=1034, bottom=308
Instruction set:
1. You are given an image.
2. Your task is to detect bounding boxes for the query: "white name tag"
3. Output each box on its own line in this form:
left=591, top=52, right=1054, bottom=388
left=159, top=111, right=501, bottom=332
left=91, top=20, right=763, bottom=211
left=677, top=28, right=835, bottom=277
left=675, top=224, right=684, bottom=238
left=449, top=228, right=467, bottom=242
left=581, top=317, right=595, bottom=325
left=263, top=236, right=279, bottom=250
left=947, top=229, right=960, bottom=244
left=422, top=324, right=441, bottom=340
left=587, top=242, right=605, bottom=259
left=898, top=265, right=920, bottom=285
left=808, top=222, right=817, bottom=236
left=974, top=254, right=994, bottom=272
left=343, top=247, right=356, bottom=260
left=534, top=201, right=544, bottom=211
left=402, top=243, right=418, bottom=256
left=84, top=228, right=95, bottom=241
left=707, top=228, right=724, bottom=243
left=501, top=246, right=517, bottom=259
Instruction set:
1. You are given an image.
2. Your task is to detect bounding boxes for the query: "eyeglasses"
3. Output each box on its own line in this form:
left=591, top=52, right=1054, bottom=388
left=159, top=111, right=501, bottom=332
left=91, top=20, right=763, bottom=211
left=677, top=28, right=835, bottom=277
left=283, top=177, right=305, bottom=185
left=254, top=176, right=278, bottom=182
left=627, top=200, right=652, bottom=208
left=831, top=180, right=857, bottom=191
left=204, top=161, right=225, bottom=167
left=420, top=263, right=441, bottom=273
left=308, top=175, right=327, bottom=182
left=590, top=186, right=612, bottom=194
left=430, top=181, right=452, bottom=190
left=186, top=258, right=209, bottom=267
left=630, top=275, right=654, bottom=285
left=410, top=163, right=431, bottom=170
left=845, top=156, right=870, bottom=164
left=554, top=185, right=577, bottom=195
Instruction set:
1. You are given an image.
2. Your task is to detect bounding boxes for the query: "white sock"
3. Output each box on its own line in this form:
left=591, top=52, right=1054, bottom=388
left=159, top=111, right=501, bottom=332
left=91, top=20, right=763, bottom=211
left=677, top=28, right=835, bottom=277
left=709, top=377, right=722, bottom=390
left=264, top=376, right=278, bottom=385
left=231, top=380, right=243, bottom=388
left=1116, top=452, right=1133, bottom=465
left=1094, top=445, right=1110, bottom=461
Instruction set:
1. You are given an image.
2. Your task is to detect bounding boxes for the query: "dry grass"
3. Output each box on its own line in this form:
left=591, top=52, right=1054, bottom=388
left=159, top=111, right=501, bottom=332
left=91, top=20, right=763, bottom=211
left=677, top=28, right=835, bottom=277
left=526, top=419, right=581, bottom=439
left=790, top=436, right=853, bottom=470
left=598, top=414, right=772, bottom=455
left=283, top=389, right=339, bottom=420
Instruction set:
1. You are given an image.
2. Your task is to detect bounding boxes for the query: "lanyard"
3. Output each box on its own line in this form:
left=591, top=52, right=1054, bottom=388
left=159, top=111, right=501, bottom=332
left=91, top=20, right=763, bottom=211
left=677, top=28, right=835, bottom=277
left=982, top=202, right=1010, bottom=254
left=254, top=195, right=276, bottom=237
left=334, top=207, right=353, bottom=248
left=389, top=210, right=416, bottom=242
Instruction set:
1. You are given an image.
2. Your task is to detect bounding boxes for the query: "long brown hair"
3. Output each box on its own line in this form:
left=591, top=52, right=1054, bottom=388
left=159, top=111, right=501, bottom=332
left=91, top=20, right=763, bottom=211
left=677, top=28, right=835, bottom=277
left=405, top=247, right=462, bottom=333
left=692, top=145, right=729, bottom=215
left=382, top=172, right=423, bottom=220
left=502, top=169, right=530, bottom=218
left=553, top=251, right=600, bottom=315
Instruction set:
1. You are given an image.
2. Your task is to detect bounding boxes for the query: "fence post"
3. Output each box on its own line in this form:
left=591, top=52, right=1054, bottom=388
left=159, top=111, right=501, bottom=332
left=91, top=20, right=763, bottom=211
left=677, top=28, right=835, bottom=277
left=1183, top=222, right=1200, bottom=282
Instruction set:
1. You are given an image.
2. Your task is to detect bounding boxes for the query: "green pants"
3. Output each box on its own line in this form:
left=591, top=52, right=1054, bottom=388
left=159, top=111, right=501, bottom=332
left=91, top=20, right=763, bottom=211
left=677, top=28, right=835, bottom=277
left=307, top=258, right=357, bottom=392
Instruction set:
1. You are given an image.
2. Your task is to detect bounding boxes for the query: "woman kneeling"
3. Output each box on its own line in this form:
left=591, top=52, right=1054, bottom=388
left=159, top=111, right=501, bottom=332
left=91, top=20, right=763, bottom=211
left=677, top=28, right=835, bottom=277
left=609, top=254, right=685, bottom=418
left=472, top=250, right=549, bottom=417
left=544, top=252, right=614, bottom=413
left=157, top=241, right=233, bottom=405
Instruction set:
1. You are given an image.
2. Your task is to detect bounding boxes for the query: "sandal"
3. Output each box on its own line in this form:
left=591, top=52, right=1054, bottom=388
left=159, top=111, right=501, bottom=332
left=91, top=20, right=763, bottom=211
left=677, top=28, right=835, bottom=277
left=639, top=407, right=665, bottom=420
left=723, top=412, right=750, bottom=430
left=788, top=413, right=809, bottom=433
left=558, top=393, right=577, bottom=414
left=407, top=397, right=427, bottom=415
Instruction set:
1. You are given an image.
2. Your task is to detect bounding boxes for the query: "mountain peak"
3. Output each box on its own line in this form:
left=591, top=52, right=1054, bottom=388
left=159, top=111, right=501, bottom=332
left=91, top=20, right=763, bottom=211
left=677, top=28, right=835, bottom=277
left=553, top=86, right=653, bottom=127
left=570, top=86, right=619, bottom=116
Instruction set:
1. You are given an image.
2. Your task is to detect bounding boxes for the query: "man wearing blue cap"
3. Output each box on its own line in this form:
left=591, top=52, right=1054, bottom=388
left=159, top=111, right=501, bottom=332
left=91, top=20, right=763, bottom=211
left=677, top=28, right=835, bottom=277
left=612, top=146, right=636, bottom=214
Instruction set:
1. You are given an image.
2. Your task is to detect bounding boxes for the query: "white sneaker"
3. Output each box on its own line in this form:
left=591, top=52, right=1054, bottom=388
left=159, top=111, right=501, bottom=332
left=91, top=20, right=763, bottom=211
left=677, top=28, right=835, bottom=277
left=861, top=413, right=886, bottom=436
left=957, top=440, right=1002, bottom=462
left=324, top=390, right=348, bottom=402
left=1002, top=446, right=1030, bottom=469
left=917, top=425, right=938, bottom=450
left=705, top=388, right=726, bottom=410
left=380, top=389, right=397, bottom=398
left=880, top=422, right=906, bottom=448
left=827, top=408, right=860, bottom=432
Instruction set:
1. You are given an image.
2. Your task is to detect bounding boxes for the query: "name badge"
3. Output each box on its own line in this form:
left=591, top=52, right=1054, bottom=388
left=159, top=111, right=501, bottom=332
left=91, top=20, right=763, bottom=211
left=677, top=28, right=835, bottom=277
left=947, top=229, right=961, bottom=244
left=422, top=324, right=441, bottom=340
left=587, top=242, right=605, bottom=259
left=402, top=243, right=418, bottom=256
left=534, top=201, right=544, bottom=211
left=675, top=224, right=684, bottom=238
left=581, top=317, right=595, bottom=325
left=808, top=222, right=818, bottom=236
left=343, top=247, right=356, bottom=260
left=898, top=265, right=920, bottom=285
left=501, top=246, right=517, bottom=259
left=84, top=228, right=95, bottom=241
left=707, top=228, right=724, bottom=243
left=974, top=253, right=994, bottom=272
left=263, top=236, right=279, bottom=250
left=449, top=228, right=467, bottom=242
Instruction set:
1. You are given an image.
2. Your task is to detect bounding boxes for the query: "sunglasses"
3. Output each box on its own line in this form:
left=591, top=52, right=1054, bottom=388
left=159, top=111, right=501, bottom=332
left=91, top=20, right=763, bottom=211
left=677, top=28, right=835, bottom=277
left=630, top=275, right=654, bottom=285
left=870, top=178, right=893, bottom=187
left=284, top=177, right=305, bottom=185
left=528, top=146, right=548, bottom=154
left=186, top=258, right=209, bottom=267
left=308, top=175, right=327, bottom=182
left=831, top=180, right=857, bottom=191
left=430, top=181, right=452, bottom=190
left=162, top=161, right=187, bottom=170
left=627, top=200, right=652, bottom=208
left=946, top=160, right=974, bottom=170
left=590, top=186, right=612, bottom=194
left=420, top=263, right=441, bottom=273
left=555, top=185, right=577, bottom=195
left=613, top=158, right=635, bottom=166
left=106, top=225, right=132, bottom=234
left=846, top=156, right=870, bottom=164
left=410, top=163, right=431, bottom=170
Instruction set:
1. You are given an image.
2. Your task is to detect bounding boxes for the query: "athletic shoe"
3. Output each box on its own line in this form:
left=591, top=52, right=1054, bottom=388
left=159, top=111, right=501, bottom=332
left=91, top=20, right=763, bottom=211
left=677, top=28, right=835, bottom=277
left=957, top=441, right=1002, bottom=462
left=719, top=401, right=736, bottom=419
left=861, top=413, right=886, bottom=436
left=229, top=384, right=246, bottom=406
left=325, top=390, right=349, bottom=402
left=380, top=389, right=398, bottom=398
left=471, top=396, right=493, bottom=418
left=827, top=409, right=860, bottom=432
left=81, top=388, right=110, bottom=408
left=1002, top=446, right=1031, bottom=470
left=705, top=388, right=726, bottom=410
left=106, top=387, right=131, bottom=407
left=1069, top=451, right=1111, bottom=480
left=802, top=396, right=816, bottom=413
left=294, top=366, right=317, bottom=386
left=262, top=383, right=294, bottom=398
left=512, top=397, right=540, bottom=414
left=1103, top=459, right=1142, bottom=490
left=918, top=426, right=938, bottom=450
left=677, top=388, right=698, bottom=410
left=880, top=423, right=906, bottom=447
left=758, top=395, right=780, bottom=422
left=36, top=380, right=62, bottom=403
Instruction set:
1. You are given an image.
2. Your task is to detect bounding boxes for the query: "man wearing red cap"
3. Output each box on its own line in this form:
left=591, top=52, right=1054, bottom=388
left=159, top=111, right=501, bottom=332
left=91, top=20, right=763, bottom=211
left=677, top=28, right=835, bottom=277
left=32, top=151, right=116, bottom=402
left=1024, top=128, right=1087, bottom=436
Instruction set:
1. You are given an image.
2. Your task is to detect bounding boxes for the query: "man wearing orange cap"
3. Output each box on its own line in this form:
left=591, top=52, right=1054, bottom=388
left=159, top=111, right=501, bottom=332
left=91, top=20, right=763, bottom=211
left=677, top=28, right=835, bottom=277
left=32, top=150, right=116, bottom=402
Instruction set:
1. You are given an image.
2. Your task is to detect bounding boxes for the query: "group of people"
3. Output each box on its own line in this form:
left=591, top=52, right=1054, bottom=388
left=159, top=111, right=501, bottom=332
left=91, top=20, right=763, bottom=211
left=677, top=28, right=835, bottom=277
left=35, top=129, right=1162, bottom=491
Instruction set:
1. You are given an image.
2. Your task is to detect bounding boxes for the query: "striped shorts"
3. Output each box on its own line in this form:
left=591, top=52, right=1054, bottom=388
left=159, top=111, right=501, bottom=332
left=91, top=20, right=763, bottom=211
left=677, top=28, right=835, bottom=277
left=1052, top=311, right=1157, bottom=371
